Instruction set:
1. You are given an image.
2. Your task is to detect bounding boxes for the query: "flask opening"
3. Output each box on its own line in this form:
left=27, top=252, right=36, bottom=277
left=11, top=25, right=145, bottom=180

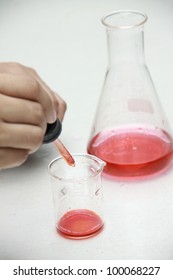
left=102, top=10, right=148, bottom=29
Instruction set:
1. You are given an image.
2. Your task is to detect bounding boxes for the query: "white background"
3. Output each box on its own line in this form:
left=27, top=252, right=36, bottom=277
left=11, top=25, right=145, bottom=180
left=0, top=0, right=173, bottom=260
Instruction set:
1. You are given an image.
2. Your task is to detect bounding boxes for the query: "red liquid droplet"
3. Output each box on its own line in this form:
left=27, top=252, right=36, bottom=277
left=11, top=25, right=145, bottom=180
left=57, top=209, right=103, bottom=239
left=88, top=127, right=173, bottom=179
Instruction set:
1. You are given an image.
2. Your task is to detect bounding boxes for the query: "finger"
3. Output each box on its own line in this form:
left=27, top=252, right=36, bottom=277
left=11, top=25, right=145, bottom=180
left=0, top=148, right=29, bottom=169
left=0, top=63, right=67, bottom=122
left=0, top=122, right=44, bottom=152
left=0, top=73, right=56, bottom=123
left=25, top=68, right=67, bottom=121
left=52, top=92, right=67, bottom=121
left=0, top=62, right=27, bottom=74
left=0, top=94, right=47, bottom=131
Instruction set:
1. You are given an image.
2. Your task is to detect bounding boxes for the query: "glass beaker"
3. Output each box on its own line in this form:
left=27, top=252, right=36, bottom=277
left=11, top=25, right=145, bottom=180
left=48, top=154, right=105, bottom=239
left=87, top=10, right=173, bottom=179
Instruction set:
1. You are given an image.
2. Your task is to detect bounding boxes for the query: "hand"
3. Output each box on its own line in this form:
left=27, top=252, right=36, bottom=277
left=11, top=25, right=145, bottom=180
left=0, top=62, right=67, bottom=169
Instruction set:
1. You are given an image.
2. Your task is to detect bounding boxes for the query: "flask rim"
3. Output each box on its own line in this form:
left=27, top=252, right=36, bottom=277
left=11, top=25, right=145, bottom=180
left=101, top=10, right=148, bottom=29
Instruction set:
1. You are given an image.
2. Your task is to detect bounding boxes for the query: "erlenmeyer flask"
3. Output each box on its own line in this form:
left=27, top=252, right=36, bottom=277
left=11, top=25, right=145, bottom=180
left=87, top=10, right=173, bottom=179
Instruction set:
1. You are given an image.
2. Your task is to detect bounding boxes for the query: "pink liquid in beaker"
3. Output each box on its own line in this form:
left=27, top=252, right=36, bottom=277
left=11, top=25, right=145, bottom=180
left=88, top=127, right=173, bottom=179
left=57, top=209, right=103, bottom=239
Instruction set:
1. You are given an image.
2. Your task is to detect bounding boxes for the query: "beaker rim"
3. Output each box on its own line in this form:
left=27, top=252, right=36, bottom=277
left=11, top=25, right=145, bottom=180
left=101, top=10, right=148, bottom=29
left=48, top=153, right=106, bottom=182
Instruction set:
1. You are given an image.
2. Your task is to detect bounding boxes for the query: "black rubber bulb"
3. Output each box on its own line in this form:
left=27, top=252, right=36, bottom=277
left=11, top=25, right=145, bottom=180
left=43, top=119, right=62, bottom=144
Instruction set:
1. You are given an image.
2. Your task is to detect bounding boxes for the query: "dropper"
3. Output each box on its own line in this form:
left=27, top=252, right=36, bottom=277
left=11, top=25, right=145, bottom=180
left=43, top=119, right=75, bottom=166
left=54, top=139, right=75, bottom=167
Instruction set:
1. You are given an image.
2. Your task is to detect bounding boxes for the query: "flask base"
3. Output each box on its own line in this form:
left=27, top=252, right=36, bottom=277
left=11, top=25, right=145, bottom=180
left=87, top=126, right=173, bottom=180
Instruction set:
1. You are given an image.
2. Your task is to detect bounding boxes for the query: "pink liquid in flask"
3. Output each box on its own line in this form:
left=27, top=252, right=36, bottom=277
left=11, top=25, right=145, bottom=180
left=88, top=126, right=173, bottom=179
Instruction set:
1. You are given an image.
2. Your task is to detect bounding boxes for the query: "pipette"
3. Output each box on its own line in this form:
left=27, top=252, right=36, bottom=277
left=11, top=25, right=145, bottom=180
left=54, top=139, right=75, bottom=167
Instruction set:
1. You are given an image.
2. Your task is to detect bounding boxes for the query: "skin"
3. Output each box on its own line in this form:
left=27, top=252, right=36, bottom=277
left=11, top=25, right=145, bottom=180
left=0, top=62, right=67, bottom=169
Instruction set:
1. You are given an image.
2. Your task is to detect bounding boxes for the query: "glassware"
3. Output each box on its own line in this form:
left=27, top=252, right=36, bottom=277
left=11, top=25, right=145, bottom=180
left=48, top=154, right=105, bottom=239
left=87, top=10, right=173, bottom=179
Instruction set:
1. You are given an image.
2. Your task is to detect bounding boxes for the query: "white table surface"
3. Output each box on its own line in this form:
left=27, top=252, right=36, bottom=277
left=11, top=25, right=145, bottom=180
left=0, top=0, right=173, bottom=260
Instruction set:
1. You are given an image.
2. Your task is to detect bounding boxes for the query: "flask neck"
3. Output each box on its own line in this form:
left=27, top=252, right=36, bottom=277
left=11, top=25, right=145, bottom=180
left=106, top=26, right=145, bottom=66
